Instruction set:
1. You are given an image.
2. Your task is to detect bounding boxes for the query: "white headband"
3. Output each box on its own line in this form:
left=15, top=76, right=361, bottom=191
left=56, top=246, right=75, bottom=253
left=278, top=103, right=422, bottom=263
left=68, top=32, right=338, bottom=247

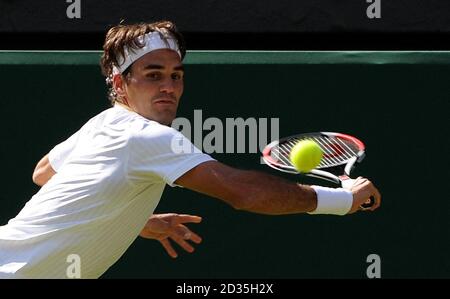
left=114, top=30, right=181, bottom=74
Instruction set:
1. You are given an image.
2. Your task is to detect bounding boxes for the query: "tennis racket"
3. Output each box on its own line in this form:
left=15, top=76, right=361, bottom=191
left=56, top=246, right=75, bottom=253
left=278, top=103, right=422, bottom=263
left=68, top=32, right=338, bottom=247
left=262, top=132, right=375, bottom=210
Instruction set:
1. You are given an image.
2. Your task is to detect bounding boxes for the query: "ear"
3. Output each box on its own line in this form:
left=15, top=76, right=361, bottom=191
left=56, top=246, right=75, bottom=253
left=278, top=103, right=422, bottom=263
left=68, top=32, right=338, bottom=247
left=113, top=74, right=127, bottom=100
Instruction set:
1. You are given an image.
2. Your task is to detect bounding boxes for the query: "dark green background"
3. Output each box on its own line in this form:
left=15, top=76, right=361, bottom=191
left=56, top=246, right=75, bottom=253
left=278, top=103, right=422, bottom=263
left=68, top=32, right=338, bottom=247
left=0, top=52, right=448, bottom=278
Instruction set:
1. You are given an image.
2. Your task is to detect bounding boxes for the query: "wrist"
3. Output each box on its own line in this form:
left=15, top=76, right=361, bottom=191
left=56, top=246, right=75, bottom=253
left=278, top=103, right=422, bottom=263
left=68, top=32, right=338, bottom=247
left=308, top=186, right=353, bottom=216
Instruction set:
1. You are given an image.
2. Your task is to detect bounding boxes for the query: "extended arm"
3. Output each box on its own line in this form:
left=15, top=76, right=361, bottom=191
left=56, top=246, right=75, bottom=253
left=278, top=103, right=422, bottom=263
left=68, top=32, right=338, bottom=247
left=175, top=161, right=317, bottom=215
left=175, top=161, right=381, bottom=215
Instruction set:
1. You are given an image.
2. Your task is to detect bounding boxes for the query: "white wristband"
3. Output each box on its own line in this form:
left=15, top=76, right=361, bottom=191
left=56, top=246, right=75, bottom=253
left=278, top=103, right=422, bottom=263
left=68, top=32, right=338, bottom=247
left=308, top=186, right=353, bottom=216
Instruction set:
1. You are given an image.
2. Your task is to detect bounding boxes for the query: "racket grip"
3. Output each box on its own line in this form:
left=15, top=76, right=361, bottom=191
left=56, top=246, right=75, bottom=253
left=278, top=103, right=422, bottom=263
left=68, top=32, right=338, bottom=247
left=341, top=178, right=375, bottom=210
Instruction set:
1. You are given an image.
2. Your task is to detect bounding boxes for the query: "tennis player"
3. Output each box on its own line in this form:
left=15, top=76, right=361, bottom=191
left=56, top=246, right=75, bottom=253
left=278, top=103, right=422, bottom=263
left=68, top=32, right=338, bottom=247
left=0, top=21, right=381, bottom=278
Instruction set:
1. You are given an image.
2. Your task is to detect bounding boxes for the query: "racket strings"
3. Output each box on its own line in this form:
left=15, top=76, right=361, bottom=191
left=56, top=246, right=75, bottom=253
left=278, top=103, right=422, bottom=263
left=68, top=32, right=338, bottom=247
left=273, top=135, right=359, bottom=169
left=286, top=138, right=339, bottom=168
left=275, top=142, right=294, bottom=166
left=317, top=136, right=357, bottom=163
left=311, top=137, right=345, bottom=166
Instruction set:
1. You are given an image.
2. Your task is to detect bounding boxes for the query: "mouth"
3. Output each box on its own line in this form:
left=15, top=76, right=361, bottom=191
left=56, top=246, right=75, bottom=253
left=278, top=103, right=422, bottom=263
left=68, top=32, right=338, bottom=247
left=153, top=98, right=177, bottom=106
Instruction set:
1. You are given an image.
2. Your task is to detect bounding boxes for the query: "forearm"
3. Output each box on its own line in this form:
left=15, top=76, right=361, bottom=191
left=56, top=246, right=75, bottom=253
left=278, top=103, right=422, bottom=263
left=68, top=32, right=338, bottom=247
left=176, top=162, right=317, bottom=215
left=219, top=169, right=317, bottom=215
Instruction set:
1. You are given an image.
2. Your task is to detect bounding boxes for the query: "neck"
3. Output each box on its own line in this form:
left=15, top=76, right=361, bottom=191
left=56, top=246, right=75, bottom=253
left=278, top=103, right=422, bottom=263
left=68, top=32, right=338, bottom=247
left=115, top=101, right=134, bottom=112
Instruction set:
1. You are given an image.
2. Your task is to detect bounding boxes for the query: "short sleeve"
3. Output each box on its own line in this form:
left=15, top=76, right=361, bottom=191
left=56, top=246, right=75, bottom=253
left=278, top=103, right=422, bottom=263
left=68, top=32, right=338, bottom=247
left=128, top=123, right=215, bottom=186
left=48, top=130, right=81, bottom=172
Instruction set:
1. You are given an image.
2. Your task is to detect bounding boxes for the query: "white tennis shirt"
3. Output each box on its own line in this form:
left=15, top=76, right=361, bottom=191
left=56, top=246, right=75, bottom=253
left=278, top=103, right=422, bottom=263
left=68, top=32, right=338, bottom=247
left=0, top=104, right=214, bottom=278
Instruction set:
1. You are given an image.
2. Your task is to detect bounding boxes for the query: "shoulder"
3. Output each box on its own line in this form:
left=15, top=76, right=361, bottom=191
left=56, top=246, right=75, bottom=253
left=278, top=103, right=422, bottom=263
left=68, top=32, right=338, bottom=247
left=104, top=105, right=189, bottom=148
left=133, top=119, right=179, bottom=138
left=129, top=118, right=185, bottom=150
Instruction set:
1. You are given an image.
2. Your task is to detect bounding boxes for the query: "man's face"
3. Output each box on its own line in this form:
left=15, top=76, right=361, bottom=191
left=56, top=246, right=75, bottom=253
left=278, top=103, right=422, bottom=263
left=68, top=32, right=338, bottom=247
left=121, top=49, right=184, bottom=125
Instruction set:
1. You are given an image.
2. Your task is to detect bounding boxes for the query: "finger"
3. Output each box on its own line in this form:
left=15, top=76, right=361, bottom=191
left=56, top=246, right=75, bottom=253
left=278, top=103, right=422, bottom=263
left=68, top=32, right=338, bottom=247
left=160, top=239, right=178, bottom=258
left=370, top=184, right=382, bottom=211
left=147, top=218, right=171, bottom=233
left=173, top=225, right=192, bottom=239
left=171, top=235, right=195, bottom=253
left=173, top=214, right=202, bottom=224
left=362, top=180, right=380, bottom=211
left=188, top=230, right=202, bottom=244
left=359, top=181, right=381, bottom=212
left=173, top=224, right=203, bottom=243
left=354, top=177, right=368, bottom=186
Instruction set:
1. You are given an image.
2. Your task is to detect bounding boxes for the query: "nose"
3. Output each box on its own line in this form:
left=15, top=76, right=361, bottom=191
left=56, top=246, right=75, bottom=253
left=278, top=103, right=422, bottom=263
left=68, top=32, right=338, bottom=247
left=159, top=78, right=175, bottom=94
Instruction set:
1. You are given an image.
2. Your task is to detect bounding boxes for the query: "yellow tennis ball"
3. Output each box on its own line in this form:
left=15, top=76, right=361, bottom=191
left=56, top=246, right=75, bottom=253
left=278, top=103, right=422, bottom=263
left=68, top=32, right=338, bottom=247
left=289, top=140, right=323, bottom=173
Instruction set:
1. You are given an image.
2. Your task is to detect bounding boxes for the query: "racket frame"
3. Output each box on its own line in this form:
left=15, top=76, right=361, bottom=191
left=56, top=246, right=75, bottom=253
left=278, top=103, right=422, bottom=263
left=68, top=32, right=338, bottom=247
left=262, top=132, right=366, bottom=185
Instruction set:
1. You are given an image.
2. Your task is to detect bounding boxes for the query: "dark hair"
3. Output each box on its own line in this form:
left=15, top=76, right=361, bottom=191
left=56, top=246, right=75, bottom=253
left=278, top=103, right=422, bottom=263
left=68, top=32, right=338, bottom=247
left=100, top=21, right=186, bottom=105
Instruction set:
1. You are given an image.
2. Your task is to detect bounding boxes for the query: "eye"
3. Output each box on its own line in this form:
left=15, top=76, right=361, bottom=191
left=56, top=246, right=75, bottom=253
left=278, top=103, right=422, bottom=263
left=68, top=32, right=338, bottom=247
left=172, top=72, right=184, bottom=80
left=146, top=72, right=161, bottom=80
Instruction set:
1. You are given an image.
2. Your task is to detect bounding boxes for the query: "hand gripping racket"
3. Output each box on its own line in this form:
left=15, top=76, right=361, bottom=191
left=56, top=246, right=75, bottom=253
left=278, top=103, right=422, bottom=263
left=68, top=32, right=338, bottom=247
left=262, top=132, right=375, bottom=210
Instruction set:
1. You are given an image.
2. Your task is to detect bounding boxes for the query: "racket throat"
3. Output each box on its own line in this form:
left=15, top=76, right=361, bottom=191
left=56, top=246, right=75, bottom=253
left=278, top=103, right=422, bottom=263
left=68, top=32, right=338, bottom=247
left=344, top=156, right=358, bottom=176
left=308, top=169, right=341, bottom=185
